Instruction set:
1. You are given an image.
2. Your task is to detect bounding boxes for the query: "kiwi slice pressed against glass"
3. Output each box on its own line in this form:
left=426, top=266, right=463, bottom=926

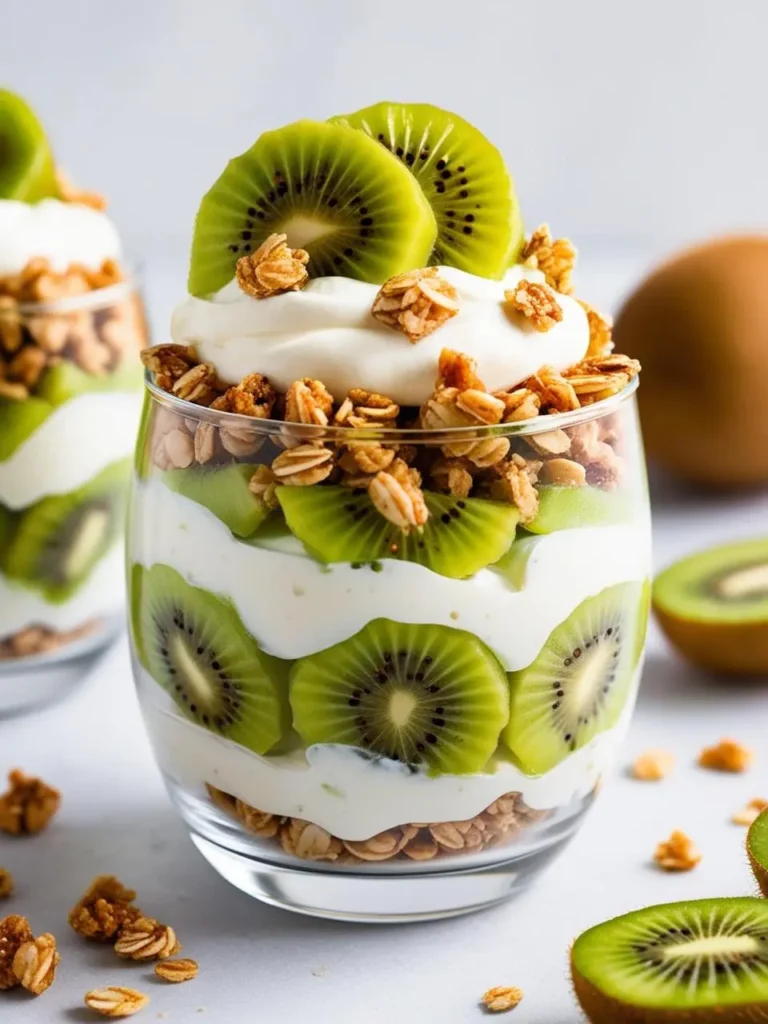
left=524, top=485, right=629, bottom=535
left=653, top=539, right=768, bottom=675
left=0, top=396, right=53, bottom=460
left=503, top=581, right=645, bottom=774
left=289, top=619, right=509, bottom=775
left=3, top=459, right=130, bottom=601
left=188, top=119, right=437, bottom=297
left=36, top=359, right=144, bottom=407
left=748, top=808, right=768, bottom=897
left=162, top=463, right=271, bottom=539
left=0, top=505, right=16, bottom=561
left=0, top=89, right=58, bottom=201
left=330, top=102, right=523, bottom=279
left=135, top=564, right=290, bottom=755
left=277, top=485, right=518, bottom=579
left=571, top=898, right=768, bottom=1022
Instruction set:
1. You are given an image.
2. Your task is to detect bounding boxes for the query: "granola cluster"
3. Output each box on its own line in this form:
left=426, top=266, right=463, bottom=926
left=0, top=769, right=60, bottom=836
left=0, top=915, right=59, bottom=996
left=0, top=621, right=96, bottom=661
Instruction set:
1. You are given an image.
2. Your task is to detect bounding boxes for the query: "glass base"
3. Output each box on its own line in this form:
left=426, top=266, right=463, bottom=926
left=0, top=616, right=123, bottom=717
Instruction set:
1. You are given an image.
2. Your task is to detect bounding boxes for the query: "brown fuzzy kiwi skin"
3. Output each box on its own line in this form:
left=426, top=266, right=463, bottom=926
left=654, top=605, right=768, bottom=676
left=748, top=812, right=768, bottom=898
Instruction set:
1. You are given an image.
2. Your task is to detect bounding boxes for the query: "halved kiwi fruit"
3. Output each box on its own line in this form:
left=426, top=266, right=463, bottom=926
left=525, top=485, right=629, bottom=535
left=0, top=89, right=58, bottom=201
left=36, top=359, right=143, bottom=407
left=571, top=897, right=768, bottom=1022
left=276, top=485, right=518, bottom=579
left=653, top=539, right=768, bottom=675
left=289, top=619, right=509, bottom=775
left=748, top=808, right=768, bottom=897
left=3, top=459, right=130, bottom=601
left=188, top=119, right=437, bottom=296
left=162, top=463, right=271, bottom=539
left=135, top=563, right=290, bottom=755
left=503, top=581, right=644, bottom=774
left=330, top=102, right=523, bottom=279
left=0, top=396, right=53, bottom=460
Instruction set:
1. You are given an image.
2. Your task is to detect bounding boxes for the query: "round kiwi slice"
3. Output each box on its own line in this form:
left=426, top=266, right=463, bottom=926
left=162, top=463, right=271, bottom=539
left=748, top=809, right=768, bottom=897
left=503, top=581, right=644, bottom=774
left=330, top=101, right=523, bottom=279
left=3, top=459, right=130, bottom=601
left=188, top=119, right=437, bottom=296
left=653, top=539, right=768, bottom=676
left=571, top=897, right=768, bottom=1022
left=276, top=485, right=519, bottom=579
left=289, top=619, right=509, bottom=775
left=0, top=89, right=58, bottom=201
left=524, top=485, right=629, bottom=535
left=136, top=563, right=290, bottom=755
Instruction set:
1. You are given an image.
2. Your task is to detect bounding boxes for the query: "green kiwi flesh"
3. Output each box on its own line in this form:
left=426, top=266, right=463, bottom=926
left=525, top=485, right=628, bottom=535
left=36, top=359, right=143, bottom=407
left=0, top=89, right=58, bottom=201
left=188, top=119, right=438, bottom=296
left=503, top=582, right=644, bottom=773
left=3, top=459, right=130, bottom=601
left=277, top=485, right=518, bottom=579
left=162, top=463, right=270, bottom=539
left=571, top=897, right=768, bottom=1022
left=330, top=102, right=523, bottom=279
left=0, top=505, right=16, bottom=561
left=0, top=396, right=53, bottom=460
left=136, top=564, right=289, bottom=755
left=748, top=809, right=768, bottom=897
left=289, top=619, right=509, bottom=774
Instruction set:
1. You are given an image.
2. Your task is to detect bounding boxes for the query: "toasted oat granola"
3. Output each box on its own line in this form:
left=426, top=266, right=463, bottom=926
left=654, top=830, right=701, bottom=872
left=632, top=749, right=675, bottom=782
left=579, top=299, right=614, bottom=358
left=0, top=870, right=13, bottom=900
left=698, top=739, right=753, bottom=774
left=481, top=985, right=524, bottom=1013
left=12, top=932, right=60, bottom=996
left=114, top=916, right=179, bottom=961
left=69, top=875, right=142, bottom=942
left=235, top=233, right=309, bottom=299
left=732, top=798, right=768, bottom=826
left=0, top=769, right=60, bottom=836
left=368, top=458, right=429, bottom=533
left=522, top=223, right=577, bottom=294
left=372, top=267, right=459, bottom=342
left=0, top=914, right=33, bottom=990
left=154, top=958, right=198, bottom=983
left=84, top=986, right=149, bottom=1018
left=505, top=279, right=563, bottom=332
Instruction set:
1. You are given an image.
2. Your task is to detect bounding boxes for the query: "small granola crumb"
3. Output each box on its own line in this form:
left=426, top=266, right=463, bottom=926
left=505, top=279, right=563, bottom=332
left=732, top=798, right=768, bottom=826
left=84, top=986, right=149, bottom=1018
left=69, top=875, right=142, bottom=942
left=698, top=739, right=753, bottom=774
left=481, top=985, right=524, bottom=1013
left=521, top=223, right=576, bottom=294
left=0, top=869, right=13, bottom=899
left=438, top=348, right=485, bottom=391
left=632, top=749, right=675, bottom=782
left=654, top=830, right=701, bottom=872
left=372, top=267, right=459, bottom=343
left=154, top=958, right=198, bottom=983
left=0, top=769, right=60, bottom=835
left=114, top=916, right=179, bottom=961
left=235, top=233, right=309, bottom=299
left=12, top=932, right=60, bottom=996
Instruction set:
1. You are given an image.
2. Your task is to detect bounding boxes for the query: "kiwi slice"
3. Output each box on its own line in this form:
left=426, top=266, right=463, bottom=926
left=571, top=897, right=768, bottom=1022
left=136, top=563, right=289, bottom=755
left=525, top=485, right=628, bottom=535
left=0, top=89, right=58, bottom=201
left=330, top=102, right=523, bottom=279
left=0, top=396, right=53, bottom=460
left=277, top=485, right=518, bottom=579
left=188, top=119, right=437, bottom=297
left=3, top=459, right=130, bottom=601
left=653, top=539, right=768, bottom=675
left=290, top=619, right=509, bottom=774
left=748, top=809, right=768, bottom=897
left=503, top=582, right=644, bottom=774
left=162, top=463, right=270, bottom=539
left=36, top=359, right=143, bottom=407
left=0, top=505, right=16, bottom=561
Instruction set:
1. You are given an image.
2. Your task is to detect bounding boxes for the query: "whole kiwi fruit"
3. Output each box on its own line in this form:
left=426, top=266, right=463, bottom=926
left=614, top=235, right=768, bottom=488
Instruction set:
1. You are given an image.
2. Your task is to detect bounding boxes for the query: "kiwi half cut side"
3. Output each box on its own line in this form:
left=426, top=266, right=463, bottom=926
left=162, top=463, right=271, bottom=539
left=0, top=89, right=58, bottom=202
left=748, top=808, right=768, bottom=896
left=136, top=563, right=290, bottom=755
left=277, top=485, right=518, bottom=579
left=330, top=102, right=523, bottom=279
left=653, top=539, right=768, bottom=675
left=289, top=619, right=509, bottom=775
left=503, top=581, right=644, bottom=774
left=571, top=897, right=768, bottom=1022
left=188, top=119, right=437, bottom=296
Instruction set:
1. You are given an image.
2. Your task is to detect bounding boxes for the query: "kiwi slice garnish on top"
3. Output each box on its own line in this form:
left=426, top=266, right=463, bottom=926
left=289, top=618, right=509, bottom=775
left=0, top=89, right=58, bottom=201
left=571, top=897, right=768, bottom=1022
left=135, top=563, right=290, bottom=755
left=503, top=581, right=645, bottom=774
left=748, top=808, right=768, bottom=897
left=330, top=101, right=523, bottom=279
left=276, top=485, right=519, bottom=579
left=188, top=119, right=437, bottom=297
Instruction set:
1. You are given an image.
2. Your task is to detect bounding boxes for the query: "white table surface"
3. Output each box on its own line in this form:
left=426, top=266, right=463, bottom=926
left=2, top=257, right=768, bottom=1023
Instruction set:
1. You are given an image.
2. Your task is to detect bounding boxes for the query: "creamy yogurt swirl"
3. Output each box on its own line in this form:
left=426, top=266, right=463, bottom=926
left=171, top=265, right=589, bottom=406
left=0, top=199, right=122, bottom=276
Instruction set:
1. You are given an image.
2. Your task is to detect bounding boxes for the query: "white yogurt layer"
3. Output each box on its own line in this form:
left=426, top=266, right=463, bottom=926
left=0, top=391, right=143, bottom=510
left=171, top=265, right=589, bottom=405
left=140, top=670, right=640, bottom=840
left=0, top=543, right=124, bottom=637
left=0, top=199, right=122, bottom=276
left=131, top=480, right=651, bottom=670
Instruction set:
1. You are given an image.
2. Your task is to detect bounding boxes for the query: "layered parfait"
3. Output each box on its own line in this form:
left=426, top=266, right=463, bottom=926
left=130, top=103, right=650, bottom=882
left=0, top=91, right=147, bottom=679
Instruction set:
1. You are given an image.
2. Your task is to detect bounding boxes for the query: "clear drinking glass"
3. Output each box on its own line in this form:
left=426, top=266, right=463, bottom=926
left=0, top=278, right=149, bottom=715
left=128, top=376, right=650, bottom=921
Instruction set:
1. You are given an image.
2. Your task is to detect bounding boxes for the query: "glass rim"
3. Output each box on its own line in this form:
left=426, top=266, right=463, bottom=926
left=144, top=372, right=639, bottom=441
left=2, top=261, right=142, bottom=317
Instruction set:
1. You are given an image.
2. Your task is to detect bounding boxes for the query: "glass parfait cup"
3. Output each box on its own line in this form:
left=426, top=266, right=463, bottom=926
left=128, top=375, right=650, bottom=922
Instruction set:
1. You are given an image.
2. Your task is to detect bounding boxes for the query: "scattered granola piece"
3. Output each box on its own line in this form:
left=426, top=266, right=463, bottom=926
left=271, top=444, right=334, bottom=486
left=632, top=749, right=675, bottom=781
left=525, top=365, right=579, bottom=413
left=0, top=769, right=60, bottom=835
left=69, top=876, right=142, bottom=942
left=114, top=917, right=179, bottom=961
left=579, top=300, right=614, bottom=357
left=368, top=458, right=429, bottom=533
left=372, top=267, right=459, bottom=342
left=0, top=869, right=13, bottom=899
left=522, top=222, right=577, bottom=294
left=481, top=985, right=524, bottom=1013
left=12, top=933, right=59, bottom=996
left=235, top=233, right=309, bottom=299
left=155, top=958, right=199, bottom=983
left=0, top=915, right=33, bottom=990
left=493, top=387, right=541, bottom=423
left=505, top=279, right=563, bottom=332
left=733, top=798, right=768, bottom=826
left=438, top=348, right=485, bottom=391
left=654, top=830, right=701, bottom=872
left=284, top=378, right=334, bottom=426
left=279, top=820, right=344, bottom=861
left=698, top=739, right=753, bottom=773
left=540, top=458, right=586, bottom=487
left=84, top=986, right=149, bottom=1018
left=220, top=372, right=276, bottom=418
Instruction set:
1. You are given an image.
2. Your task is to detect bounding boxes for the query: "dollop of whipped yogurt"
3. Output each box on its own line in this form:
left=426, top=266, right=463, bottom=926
left=0, top=198, right=122, bottom=276
left=171, top=265, right=589, bottom=406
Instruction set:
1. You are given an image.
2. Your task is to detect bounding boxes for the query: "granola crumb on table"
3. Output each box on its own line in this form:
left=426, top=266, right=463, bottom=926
left=155, top=958, right=199, bottom=983
left=69, top=875, right=142, bottom=942
left=0, top=914, right=33, bottom=990
left=0, top=870, right=13, bottom=900
left=114, top=916, right=180, bottom=961
left=481, top=985, right=525, bottom=1013
left=632, top=749, right=675, bottom=782
left=698, top=739, right=753, bottom=773
left=0, top=769, right=61, bottom=836
left=654, top=830, right=701, bottom=872
left=12, top=932, right=60, bottom=996
left=732, top=798, right=768, bottom=826
left=84, top=985, right=150, bottom=1018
